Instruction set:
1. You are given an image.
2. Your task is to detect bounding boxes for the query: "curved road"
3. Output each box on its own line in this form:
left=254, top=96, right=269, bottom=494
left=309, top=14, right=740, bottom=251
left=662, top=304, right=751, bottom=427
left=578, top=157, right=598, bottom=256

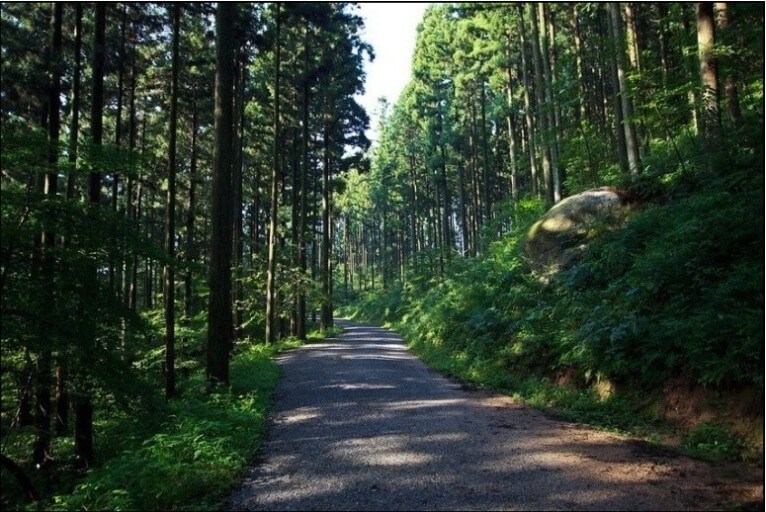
left=227, top=320, right=761, bottom=511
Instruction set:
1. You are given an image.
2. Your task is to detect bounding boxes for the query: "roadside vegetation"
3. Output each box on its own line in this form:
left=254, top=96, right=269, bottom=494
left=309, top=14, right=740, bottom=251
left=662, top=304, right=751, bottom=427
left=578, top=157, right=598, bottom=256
left=340, top=160, right=764, bottom=464
left=2, top=314, right=336, bottom=511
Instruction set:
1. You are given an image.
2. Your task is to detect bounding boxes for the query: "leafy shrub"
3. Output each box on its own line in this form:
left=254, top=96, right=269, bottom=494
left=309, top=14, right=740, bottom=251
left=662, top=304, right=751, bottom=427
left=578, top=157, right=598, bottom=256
left=682, top=422, right=750, bottom=462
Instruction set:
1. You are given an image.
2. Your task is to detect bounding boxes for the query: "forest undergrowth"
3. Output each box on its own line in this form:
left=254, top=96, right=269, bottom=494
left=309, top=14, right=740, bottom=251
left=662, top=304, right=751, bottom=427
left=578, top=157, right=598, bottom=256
left=340, top=158, right=764, bottom=465
left=1, top=319, right=336, bottom=511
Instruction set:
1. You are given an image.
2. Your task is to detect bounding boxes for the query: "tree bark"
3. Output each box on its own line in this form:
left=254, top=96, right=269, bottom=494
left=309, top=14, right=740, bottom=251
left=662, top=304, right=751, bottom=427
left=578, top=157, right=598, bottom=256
left=530, top=5, right=553, bottom=206
left=297, top=23, right=310, bottom=340
left=697, top=2, right=721, bottom=142
left=517, top=6, right=538, bottom=200
left=164, top=4, right=180, bottom=399
left=184, top=110, right=198, bottom=319
left=320, top=121, right=333, bottom=331
left=610, top=2, right=642, bottom=175
left=34, top=4, right=62, bottom=466
left=506, top=63, right=519, bottom=202
left=540, top=3, right=561, bottom=202
left=232, top=51, right=245, bottom=340
left=75, top=2, right=105, bottom=469
left=265, top=3, right=281, bottom=343
left=66, top=3, right=82, bottom=199
left=207, top=2, right=235, bottom=384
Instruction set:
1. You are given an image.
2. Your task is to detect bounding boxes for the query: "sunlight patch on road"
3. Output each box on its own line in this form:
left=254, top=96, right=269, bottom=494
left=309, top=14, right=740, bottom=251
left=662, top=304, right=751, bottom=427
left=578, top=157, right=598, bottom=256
left=279, top=408, right=322, bottom=424
left=336, top=434, right=444, bottom=468
left=336, top=383, right=398, bottom=390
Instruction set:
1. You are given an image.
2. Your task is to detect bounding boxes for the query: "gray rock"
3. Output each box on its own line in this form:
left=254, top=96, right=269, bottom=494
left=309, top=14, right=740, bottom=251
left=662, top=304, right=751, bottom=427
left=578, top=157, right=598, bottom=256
left=525, top=187, right=633, bottom=275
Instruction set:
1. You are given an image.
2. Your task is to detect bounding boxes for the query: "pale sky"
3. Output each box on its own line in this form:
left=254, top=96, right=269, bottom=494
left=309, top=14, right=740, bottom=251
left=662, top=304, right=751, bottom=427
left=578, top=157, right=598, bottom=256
left=355, top=2, right=430, bottom=146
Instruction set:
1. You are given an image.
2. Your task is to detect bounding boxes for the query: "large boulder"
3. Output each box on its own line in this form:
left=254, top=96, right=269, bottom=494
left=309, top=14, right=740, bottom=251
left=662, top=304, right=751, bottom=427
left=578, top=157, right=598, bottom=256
left=525, top=187, right=634, bottom=275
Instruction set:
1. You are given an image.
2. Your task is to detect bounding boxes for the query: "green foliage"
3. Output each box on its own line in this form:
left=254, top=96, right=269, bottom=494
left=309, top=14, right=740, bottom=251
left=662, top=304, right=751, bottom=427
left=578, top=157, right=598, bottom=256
left=552, top=171, right=764, bottom=389
left=47, top=338, right=301, bottom=511
left=682, top=422, right=751, bottom=462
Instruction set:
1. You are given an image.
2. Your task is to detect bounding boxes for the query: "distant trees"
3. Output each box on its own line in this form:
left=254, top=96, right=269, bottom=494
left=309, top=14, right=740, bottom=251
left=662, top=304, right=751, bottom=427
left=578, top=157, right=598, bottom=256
left=338, top=2, right=763, bottom=291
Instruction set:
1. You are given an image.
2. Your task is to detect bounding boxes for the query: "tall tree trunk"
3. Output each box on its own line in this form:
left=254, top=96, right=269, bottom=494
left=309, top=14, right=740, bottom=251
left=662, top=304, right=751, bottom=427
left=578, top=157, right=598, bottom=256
left=697, top=2, right=721, bottom=145
left=320, top=121, right=333, bottom=331
left=164, top=4, right=180, bottom=399
left=607, top=5, right=630, bottom=175
left=232, top=53, right=245, bottom=340
left=624, top=2, right=641, bottom=71
left=714, top=3, right=742, bottom=127
left=458, top=163, right=469, bottom=255
left=185, top=110, right=198, bottom=319
left=505, top=62, right=519, bottom=202
left=517, top=6, right=538, bottom=199
left=265, top=3, right=281, bottom=343
left=66, top=3, right=82, bottom=199
left=130, top=115, right=147, bottom=311
left=297, top=24, right=310, bottom=340
left=530, top=4, right=554, bottom=206
left=123, top=34, right=138, bottom=313
left=34, top=2, right=63, bottom=467
left=75, top=2, right=106, bottom=469
left=609, top=2, right=641, bottom=175
left=542, top=4, right=562, bottom=201
left=54, top=362, right=67, bottom=435
left=207, top=2, right=235, bottom=384
left=572, top=5, right=587, bottom=126
left=479, top=82, right=491, bottom=220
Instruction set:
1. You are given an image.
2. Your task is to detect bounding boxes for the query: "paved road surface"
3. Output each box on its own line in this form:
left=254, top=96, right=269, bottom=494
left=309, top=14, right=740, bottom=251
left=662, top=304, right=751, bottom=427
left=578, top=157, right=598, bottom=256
left=227, top=320, right=762, bottom=511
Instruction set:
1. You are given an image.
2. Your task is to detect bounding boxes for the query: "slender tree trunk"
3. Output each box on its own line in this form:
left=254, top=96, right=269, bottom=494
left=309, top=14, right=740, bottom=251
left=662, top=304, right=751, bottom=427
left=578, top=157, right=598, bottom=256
left=34, top=3, right=63, bottom=466
left=185, top=110, right=198, bottom=319
left=232, top=53, right=245, bottom=340
left=297, top=24, right=310, bottom=340
left=606, top=7, right=629, bottom=175
left=164, top=4, right=180, bottom=399
left=130, top=115, right=147, bottom=311
left=516, top=6, right=538, bottom=199
left=714, top=3, right=742, bottom=127
left=530, top=5, right=554, bottom=206
left=320, top=121, right=333, bottom=331
left=54, top=363, right=67, bottom=435
left=122, top=37, right=137, bottom=317
left=66, top=3, right=82, bottom=199
left=610, top=3, right=641, bottom=175
left=207, top=2, right=235, bottom=384
left=542, top=4, right=562, bottom=201
left=697, top=2, right=721, bottom=144
left=458, top=163, right=469, bottom=255
left=572, top=5, right=587, bottom=126
left=75, top=2, right=106, bottom=469
left=265, top=4, right=281, bottom=343
left=479, top=82, right=491, bottom=220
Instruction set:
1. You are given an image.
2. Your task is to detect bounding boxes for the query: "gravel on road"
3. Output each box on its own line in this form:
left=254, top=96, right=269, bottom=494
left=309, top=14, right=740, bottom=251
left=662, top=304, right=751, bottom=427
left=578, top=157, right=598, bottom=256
left=226, top=320, right=763, bottom=511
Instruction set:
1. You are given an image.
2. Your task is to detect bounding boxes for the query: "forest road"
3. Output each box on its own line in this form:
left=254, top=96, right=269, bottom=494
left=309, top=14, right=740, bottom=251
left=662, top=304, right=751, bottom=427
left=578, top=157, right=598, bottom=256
left=226, top=320, right=762, bottom=511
